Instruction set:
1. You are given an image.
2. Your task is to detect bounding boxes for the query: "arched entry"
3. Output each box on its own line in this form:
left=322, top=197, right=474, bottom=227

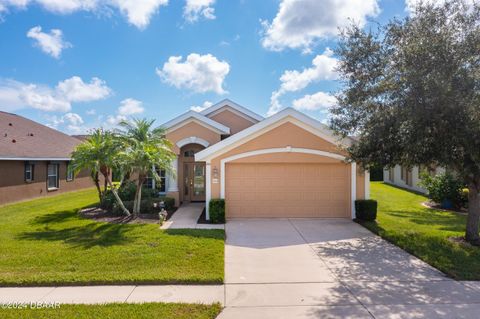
left=179, top=143, right=206, bottom=202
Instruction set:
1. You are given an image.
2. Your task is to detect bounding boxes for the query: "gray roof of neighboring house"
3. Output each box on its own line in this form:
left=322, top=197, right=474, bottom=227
left=0, top=111, right=82, bottom=159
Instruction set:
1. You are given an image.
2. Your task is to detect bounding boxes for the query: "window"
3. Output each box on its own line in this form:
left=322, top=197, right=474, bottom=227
left=24, top=162, right=34, bottom=182
left=144, top=169, right=166, bottom=192
left=47, top=164, right=59, bottom=189
left=183, top=149, right=195, bottom=157
left=66, top=163, right=74, bottom=182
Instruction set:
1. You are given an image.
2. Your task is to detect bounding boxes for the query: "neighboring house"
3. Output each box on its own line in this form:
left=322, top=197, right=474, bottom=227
left=157, top=99, right=369, bottom=220
left=0, top=111, right=95, bottom=205
left=383, top=165, right=445, bottom=194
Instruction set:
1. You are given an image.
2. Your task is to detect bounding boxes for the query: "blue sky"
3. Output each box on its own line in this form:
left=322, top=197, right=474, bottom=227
left=0, top=0, right=414, bottom=134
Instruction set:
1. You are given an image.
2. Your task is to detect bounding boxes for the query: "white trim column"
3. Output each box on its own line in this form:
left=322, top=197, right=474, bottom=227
left=205, top=162, right=211, bottom=220
left=365, top=170, right=370, bottom=199
left=351, top=162, right=357, bottom=219
left=167, top=157, right=179, bottom=192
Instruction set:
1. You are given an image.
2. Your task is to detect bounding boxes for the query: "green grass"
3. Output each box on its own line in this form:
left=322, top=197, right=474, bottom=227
left=0, top=189, right=224, bottom=286
left=0, top=302, right=222, bottom=319
left=361, top=182, right=480, bottom=280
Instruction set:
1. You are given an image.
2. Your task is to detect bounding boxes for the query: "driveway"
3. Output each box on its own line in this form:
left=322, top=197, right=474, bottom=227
left=219, top=219, right=480, bottom=319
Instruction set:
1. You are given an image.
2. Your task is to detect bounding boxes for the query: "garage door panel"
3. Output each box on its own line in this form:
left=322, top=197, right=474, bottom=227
left=225, top=163, right=350, bottom=218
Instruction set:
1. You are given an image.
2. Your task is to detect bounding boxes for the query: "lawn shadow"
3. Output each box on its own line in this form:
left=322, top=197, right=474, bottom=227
left=164, top=229, right=225, bottom=240
left=20, top=208, right=141, bottom=248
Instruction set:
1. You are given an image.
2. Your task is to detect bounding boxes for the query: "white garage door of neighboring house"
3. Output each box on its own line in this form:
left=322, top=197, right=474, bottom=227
left=225, top=163, right=350, bottom=218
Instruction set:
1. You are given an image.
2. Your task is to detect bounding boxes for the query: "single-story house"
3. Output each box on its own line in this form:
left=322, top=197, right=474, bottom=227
left=158, top=99, right=369, bottom=220
left=0, top=111, right=96, bottom=205
left=383, top=165, right=445, bottom=194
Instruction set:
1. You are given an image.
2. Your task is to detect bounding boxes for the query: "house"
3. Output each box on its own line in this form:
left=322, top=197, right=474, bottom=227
left=0, top=111, right=96, bottom=205
left=383, top=165, right=445, bottom=194
left=158, top=99, right=369, bottom=220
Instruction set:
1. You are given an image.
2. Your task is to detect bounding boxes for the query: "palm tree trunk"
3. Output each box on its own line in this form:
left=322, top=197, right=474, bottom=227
left=465, top=181, right=480, bottom=244
left=105, top=175, right=130, bottom=217
left=91, top=171, right=103, bottom=204
left=133, top=177, right=144, bottom=216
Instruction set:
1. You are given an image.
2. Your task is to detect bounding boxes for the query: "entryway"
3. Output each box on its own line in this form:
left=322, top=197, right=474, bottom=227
left=179, top=143, right=206, bottom=203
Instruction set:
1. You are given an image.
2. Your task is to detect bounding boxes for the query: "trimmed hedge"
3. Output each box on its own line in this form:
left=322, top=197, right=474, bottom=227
left=209, top=199, right=225, bottom=224
left=113, top=196, right=175, bottom=215
left=355, top=199, right=378, bottom=221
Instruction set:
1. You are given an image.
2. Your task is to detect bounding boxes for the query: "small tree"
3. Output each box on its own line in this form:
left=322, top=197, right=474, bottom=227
left=70, top=129, right=131, bottom=216
left=331, top=0, right=480, bottom=243
left=118, top=119, right=175, bottom=216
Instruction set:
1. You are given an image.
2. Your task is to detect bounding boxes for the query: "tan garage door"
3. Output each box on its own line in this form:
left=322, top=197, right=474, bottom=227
left=225, top=163, right=350, bottom=218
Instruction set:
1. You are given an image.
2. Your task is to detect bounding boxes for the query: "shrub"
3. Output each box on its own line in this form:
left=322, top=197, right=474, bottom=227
left=209, top=199, right=225, bottom=224
left=152, top=197, right=175, bottom=210
left=101, top=180, right=160, bottom=210
left=355, top=199, right=378, bottom=221
left=418, top=172, right=466, bottom=209
left=113, top=199, right=155, bottom=215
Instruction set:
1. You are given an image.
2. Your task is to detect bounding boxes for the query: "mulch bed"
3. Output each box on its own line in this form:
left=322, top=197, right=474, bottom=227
left=421, top=201, right=467, bottom=215
left=80, top=207, right=177, bottom=224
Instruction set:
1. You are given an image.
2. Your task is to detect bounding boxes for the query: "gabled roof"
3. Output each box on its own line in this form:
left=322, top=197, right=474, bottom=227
left=0, top=111, right=81, bottom=160
left=195, top=107, right=353, bottom=161
left=200, top=99, right=264, bottom=122
left=161, top=110, right=230, bottom=134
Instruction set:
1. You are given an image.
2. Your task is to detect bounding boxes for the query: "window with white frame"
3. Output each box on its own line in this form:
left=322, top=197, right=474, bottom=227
left=47, top=163, right=59, bottom=189
left=144, top=169, right=166, bottom=192
left=24, top=162, right=34, bottom=182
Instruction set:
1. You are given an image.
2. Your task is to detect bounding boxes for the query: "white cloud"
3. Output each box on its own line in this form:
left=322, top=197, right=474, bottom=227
left=261, top=0, right=380, bottom=53
left=268, top=48, right=338, bottom=115
left=183, top=0, right=215, bottom=23
left=56, top=76, right=111, bottom=102
left=45, top=112, right=87, bottom=134
left=0, top=76, right=111, bottom=112
left=117, top=98, right=144, bottom=115
left=86, top=109, right=96, bottom=115
left=292, top=91, right=336, bottom=111
left=107, top=97, right=144, bottom=126
left=111, top=0, right=168, bottom=29
left=1, top=0, right=168, bottom=29
left=157, top=53, right=230, bottom=94
left=27, top=26, right=71, bottom=59
left=190, top=100, right=212, bottom=112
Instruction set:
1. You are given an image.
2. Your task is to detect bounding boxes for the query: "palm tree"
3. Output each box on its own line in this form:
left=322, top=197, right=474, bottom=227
left=118, top=118, right=175, bottom=216
left=70, top=129, right=131, bottom=216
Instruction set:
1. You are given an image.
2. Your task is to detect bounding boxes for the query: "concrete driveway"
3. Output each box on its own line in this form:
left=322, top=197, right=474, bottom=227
left=219, top=219, right=480, bottom=319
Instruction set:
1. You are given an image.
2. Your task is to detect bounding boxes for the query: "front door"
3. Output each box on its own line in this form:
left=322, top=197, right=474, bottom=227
left=183, top=162, right=206, bottom=202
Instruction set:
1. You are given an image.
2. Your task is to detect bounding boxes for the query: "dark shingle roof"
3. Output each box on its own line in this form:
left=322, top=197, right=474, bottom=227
left=0, top=111, right=82, bottom=159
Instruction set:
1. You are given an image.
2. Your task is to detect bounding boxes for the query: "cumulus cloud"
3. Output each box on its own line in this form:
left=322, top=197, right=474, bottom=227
left=268, top=48, right=338, bottom=115
left=27, top=26, right=71, bottom=59
left=156, top=53, right=230, bottom=94
left=107, top=98, right=144, bottom=125
left=1, top=0, right=168, bottom=29
left=183, top=0, right=215, bottom=23
left=261, top=0, right=380, bottom=53
left=190, top=100, right=213, bottom=112
left=46, top=112, right=87, bottom=134
left=292, top=91, right=337, bottom=111
left=117, top=98, right=144, bottom=115
left=0, top=76, right=111, bottom=112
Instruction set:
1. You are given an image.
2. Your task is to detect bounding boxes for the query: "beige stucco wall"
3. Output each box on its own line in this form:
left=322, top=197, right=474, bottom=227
left=208, top=108, right=256, bottom=135
left=0, top=161, right=95, bottom=206
left=166, top=121, right=221, bottom=154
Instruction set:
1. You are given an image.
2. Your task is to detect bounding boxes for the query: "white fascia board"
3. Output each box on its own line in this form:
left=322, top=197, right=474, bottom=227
left=195, top=107, right=352, bottom=162
left=200, top=99, right=264, bottom=122
left=0, top=157, right=71, bottom=161
left=161, top=111, right=230, bottom=134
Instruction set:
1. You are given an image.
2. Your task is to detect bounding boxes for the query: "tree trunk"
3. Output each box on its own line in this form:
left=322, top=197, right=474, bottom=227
left=133, top=177, right=144, bottom=216
left=465, top=182, right=480, bottom=243
left=91, top=171, right=103, bottom=204
left=105, top=175, right=131, bottom=217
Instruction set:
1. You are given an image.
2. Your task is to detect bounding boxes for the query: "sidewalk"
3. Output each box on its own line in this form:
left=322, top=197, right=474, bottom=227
left=161, top=202, right=224, bottom=230
left=0, top=285, right=224, bottom=305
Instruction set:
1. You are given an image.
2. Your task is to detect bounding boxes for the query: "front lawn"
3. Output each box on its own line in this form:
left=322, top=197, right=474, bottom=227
left=0, top=303, right=222, bottom=319
left=0, top=189, right=224, bottom=286
left=361, top=182, right=480, bottom=280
